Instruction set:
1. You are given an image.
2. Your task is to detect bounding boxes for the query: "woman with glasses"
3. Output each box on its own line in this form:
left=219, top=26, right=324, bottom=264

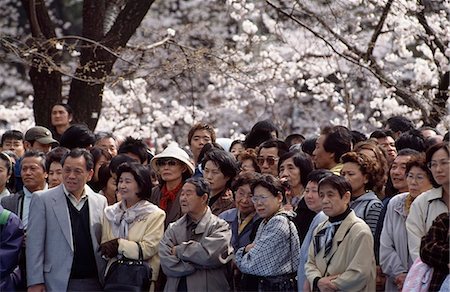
left=340, top=152, right=383, bottom=236
left=406, top=142, right=449, bottom=261
left=219, top=171, right=262, bottom=291
left=235, top=174, right=300, bottom=291
left=380, top=155, right=436, bottom=291
left=150, top=145, right=195, bottom=228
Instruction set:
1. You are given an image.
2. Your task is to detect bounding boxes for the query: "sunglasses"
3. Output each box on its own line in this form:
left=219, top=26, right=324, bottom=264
left=256, top=156, right=279, bottom=166
left=156, top=158, right=179, bottom=167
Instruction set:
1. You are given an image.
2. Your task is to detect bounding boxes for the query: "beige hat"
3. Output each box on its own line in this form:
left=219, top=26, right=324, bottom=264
left=151, top=145, right=195, bottom=175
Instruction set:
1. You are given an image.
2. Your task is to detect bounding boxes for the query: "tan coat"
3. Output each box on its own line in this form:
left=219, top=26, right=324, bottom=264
left=305, top=211, right=376, bottom=292
left=101, top=205, right=166, bottom=285
left=159, top=207, right=233, bottom=292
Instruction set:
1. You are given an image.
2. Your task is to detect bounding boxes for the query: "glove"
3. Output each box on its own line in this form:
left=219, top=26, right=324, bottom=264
left=100, top=238, right=119, bottom=258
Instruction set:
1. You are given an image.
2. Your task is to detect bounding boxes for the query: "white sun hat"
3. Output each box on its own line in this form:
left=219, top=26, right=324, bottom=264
left=151, top=144, right=195, bottom=175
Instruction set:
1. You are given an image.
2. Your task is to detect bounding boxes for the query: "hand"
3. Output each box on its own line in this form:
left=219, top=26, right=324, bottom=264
left=100, top=238, right=119, bottom=258
left=303, top=279, right=311, bottom=292
left=244, top=243, right=255, bottom=253
left=171, top=245, right=177, bottom=255
left=28, top=283, right=46, bottom=292
left=394, top=273, right=407, bottom=291
left=317, top=275, right=338, bottom=292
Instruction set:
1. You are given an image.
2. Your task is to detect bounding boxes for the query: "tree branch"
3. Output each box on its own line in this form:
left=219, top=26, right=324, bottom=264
left=366, top=0, right=393, bottom=58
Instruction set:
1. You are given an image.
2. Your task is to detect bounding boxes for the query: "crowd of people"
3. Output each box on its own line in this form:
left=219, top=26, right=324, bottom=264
left=0, top=104, right=449, bottom=292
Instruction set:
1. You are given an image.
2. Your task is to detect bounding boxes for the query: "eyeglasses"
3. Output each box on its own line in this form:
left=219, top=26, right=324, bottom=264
left=156, top=159, right=179, bottom=167
left=256, top=156, right=279, bottom=166
left=250, top=195, right=271, bottom=204
left=428, top=160, right=450, bottom=170
left=406, top=173, right=427, bottom=182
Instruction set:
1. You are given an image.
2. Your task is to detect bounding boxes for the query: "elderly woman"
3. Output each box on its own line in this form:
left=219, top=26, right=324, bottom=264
left=380, top=155, right=435, bottom=291
left=340, top=151, right=383, bottom=236
left=220, top=172, right=262, bottom=291
left=150, top=145, right=195, bottom=228
left=100, top=162, right=166, bottom=291
left=235, top=174, right=300, bottom=291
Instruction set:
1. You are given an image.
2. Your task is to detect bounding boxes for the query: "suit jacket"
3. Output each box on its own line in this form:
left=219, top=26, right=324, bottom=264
left=26, top=184, right=107, bottom=291
left=1, top=191, right=25, bottom=217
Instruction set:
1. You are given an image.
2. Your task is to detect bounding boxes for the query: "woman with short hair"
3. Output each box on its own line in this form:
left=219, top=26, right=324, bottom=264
left=235, top=174, right=300, bottom=291
left=100, top=162, right=165, bottom=292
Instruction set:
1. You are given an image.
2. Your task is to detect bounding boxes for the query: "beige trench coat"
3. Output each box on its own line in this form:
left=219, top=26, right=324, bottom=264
left=305, top=210, right=376, bottom=292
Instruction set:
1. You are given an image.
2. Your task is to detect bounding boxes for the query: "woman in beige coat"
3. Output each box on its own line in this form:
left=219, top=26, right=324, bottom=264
left=100, top=162, right=165, bottom=291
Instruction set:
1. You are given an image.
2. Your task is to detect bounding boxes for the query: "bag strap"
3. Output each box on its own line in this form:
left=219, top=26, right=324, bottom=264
left=0, top=209, right=11, bottom=225
left=136, top=242, right=144, bottom=261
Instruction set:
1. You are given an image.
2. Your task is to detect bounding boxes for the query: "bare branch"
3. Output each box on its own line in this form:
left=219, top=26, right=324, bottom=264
left=366, top=0, right=393, bottom=58
left=416, top=0, right=446, bottom=54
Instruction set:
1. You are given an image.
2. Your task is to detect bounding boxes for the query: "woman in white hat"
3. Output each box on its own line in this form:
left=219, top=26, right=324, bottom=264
left=150, top=144, right=195, bottom=228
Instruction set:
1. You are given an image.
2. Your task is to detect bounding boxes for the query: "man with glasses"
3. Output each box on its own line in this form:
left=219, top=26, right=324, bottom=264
left=26, top=148, right=107, bottom=291
left=256, top=140, right=289, bottom=177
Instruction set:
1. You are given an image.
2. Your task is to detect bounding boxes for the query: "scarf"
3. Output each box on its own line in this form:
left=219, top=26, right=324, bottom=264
left=404, top=193, right=415, bottom=215
left=160, top=182, right=183, bottom=211
left=104, top=200, right=158, bottom=238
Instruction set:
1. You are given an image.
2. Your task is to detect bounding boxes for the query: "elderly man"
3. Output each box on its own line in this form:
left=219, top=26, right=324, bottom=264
left=159, top=177, right=232, bottom=291
left=26, top=148, right=107, bottom=291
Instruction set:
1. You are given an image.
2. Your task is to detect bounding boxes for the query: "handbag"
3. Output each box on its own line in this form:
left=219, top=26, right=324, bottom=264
left=104, top=242, right=152, bottom=292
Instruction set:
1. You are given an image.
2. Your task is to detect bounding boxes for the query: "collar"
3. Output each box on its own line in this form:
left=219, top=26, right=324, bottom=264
left=425, top=187, right=443, bottom=202
left=329, top=207, right=351, bottom=223
left=62, top=184, right=88, bottom=200
left=23, top=183, right=48, bottom=198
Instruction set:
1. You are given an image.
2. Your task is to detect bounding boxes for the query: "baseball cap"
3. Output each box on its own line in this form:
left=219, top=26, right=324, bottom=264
left=25, top=126, right=59, bottom=145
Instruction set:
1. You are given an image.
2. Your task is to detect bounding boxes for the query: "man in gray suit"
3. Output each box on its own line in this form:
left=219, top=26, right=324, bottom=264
left=26, top=148, right=107, bottom=291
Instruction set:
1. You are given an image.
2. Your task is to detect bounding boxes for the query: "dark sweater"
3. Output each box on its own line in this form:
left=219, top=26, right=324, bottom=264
left=66, top=197, right=97, bottom=279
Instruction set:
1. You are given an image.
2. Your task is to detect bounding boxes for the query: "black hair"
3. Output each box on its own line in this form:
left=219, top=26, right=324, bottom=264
left=285, top=133, right=305, bottom=148
left=116, top=162, right=152, bottom=200
left=61, top=148, right=94, bottom=171
left=97, top=163, right=113, bottom=191
left=1, top=130, right=24, bottom=145
left=306, top=169, right=333, bottom=184
left=89, top=147, right=112, bottom=167
left=118, top=136, right=148, bottom=164
left=244, top=119, right=279, bottom=149
left=301, top=137, right=317, bottom=156
left=321, top=126, right=352, bottom=163
left=385, top=116, right=415, bottom=133
left=52, top=103, right=73, bottom=116
left=257, top=139, right=289, bottom=158
left=395, top=129, right=427, bottom=152
left=397, top=148, right=420, bottom=157
left=185, top=177, right=211, bottom=199
left=202, top=149, right=239, bottom=188
left=60, top=124, right=96, bottom=149
left=318, top=174, right=352, bottom=198
left=278, top=151, right=313, bottom=188
left=23, top=150, right=47, bottom=171
left=351, top=130, right=367, bottom=145
left=109, top=154, right=137, bottom=175
left=45, top=147, right=70, bottom=172
left=229, top=140, right=244, bottom=152
left=426, top=142, right=449, bottom=165
left=250, top=174, right=285, bottom=199
left=197, top=142, right=224, bottom=166
left=369, top=130, right=395, bottom=140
